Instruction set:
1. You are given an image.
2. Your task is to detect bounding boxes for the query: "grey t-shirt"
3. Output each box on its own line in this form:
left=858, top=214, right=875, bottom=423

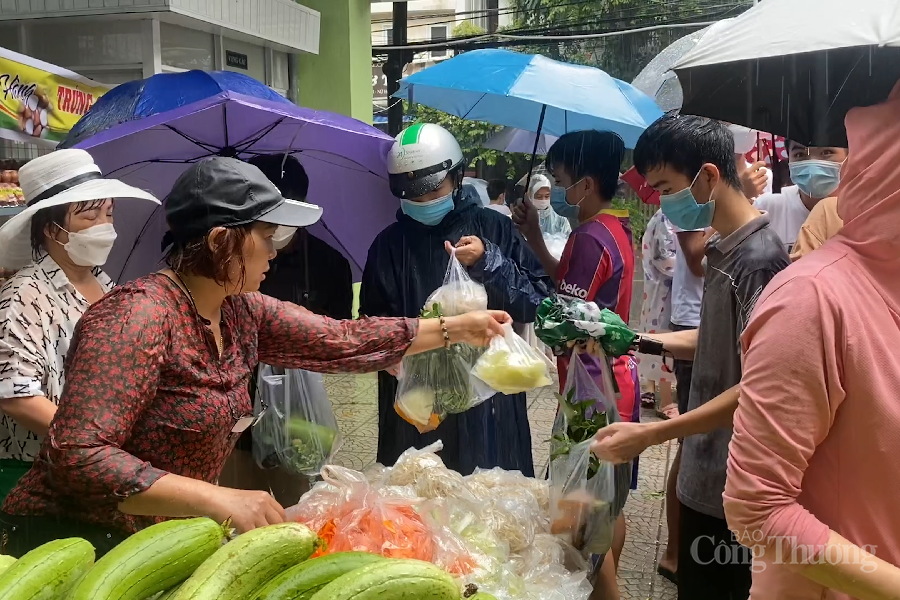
left=676, top=213, right=790, bottom=519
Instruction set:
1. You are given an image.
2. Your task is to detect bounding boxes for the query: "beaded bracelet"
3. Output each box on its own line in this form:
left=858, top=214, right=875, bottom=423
left=439, top=316, right=451, bottom=349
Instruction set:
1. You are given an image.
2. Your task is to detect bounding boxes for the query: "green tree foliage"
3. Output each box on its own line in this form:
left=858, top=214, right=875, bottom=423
left=510, top=0, right=751, bottom=81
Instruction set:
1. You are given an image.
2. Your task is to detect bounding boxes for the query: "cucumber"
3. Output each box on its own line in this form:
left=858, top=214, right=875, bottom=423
left=310, top=559, right=459, bottom=600
left=70, top=517, right=227, bottom=600
left=251, top=552, right=385, bottom=600
left=0, top=537, right=94, bottom=600
left=154, top=584, right=182, bottom=600
left=172, top=522, right=320, bottom=600
left=0, top=555, right=16, bottom=575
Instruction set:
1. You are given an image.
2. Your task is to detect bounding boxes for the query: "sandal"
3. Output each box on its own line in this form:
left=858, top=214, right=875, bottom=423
left=641, top=392, right=656, bottom=409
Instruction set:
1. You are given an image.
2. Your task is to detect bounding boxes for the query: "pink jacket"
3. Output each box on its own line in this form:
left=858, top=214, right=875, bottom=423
left=724, top=82, right=900, bottom=599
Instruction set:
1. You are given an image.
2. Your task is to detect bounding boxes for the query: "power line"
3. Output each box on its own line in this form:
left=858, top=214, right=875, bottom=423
left=372, top=3, right=749, bottom=52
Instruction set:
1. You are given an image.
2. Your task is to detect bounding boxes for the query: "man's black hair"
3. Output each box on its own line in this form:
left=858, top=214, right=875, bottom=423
left=633, top=112, right=742, bottom=191
left=545, top=130, right=625, bottom=201
left=487, top=179, right=507, bottom=201
left=248, top=154, right=309, bottom=200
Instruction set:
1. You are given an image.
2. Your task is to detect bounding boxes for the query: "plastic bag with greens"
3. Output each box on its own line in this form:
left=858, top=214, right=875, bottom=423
left=472, top=323, right=553, bottom=395
left=534, top=295, right=636, bottom=357
left=394, top=343, right=493, bottom=433
left=425, top=249, right=488, bottom=316
left=548, top=352, right=631, bottom=556
left=394, top=252, right=493, bottom=432
left=252, top=365, right=342, bottom=476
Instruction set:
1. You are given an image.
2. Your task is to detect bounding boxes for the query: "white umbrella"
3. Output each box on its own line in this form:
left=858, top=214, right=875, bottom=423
left=483, top=126, right=559, bottom=155
left=673, top=0, right=900, bottom=146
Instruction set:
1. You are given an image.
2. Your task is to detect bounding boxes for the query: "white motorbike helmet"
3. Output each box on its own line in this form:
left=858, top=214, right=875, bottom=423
left=387, top=123, right=465, bottom=199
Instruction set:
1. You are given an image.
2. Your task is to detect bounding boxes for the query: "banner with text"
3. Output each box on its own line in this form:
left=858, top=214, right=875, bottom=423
left=0, top=46, right=111, bottom=147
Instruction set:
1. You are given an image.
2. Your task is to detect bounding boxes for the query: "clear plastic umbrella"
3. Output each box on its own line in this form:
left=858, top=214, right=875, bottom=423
left=631, top=19, right=734, bottom=112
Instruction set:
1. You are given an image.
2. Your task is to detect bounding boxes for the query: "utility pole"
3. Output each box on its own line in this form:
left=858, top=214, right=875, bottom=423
left=385, top=2, right=411, bottom=137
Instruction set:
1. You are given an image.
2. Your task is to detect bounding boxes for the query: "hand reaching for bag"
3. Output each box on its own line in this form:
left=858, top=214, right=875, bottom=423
left=445, top=236, right=485, bottom=267
left=447, top=310, right=511, bottom=347
left=591, top=421, right=658, bottom=464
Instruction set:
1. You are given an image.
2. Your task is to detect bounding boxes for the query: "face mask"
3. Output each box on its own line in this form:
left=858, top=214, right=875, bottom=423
left=550, top=185, right=580, bottom=224
left=789, top=159, right=842, bottom=199
left=59, top=223, right=117, bottom=267
left=532, top=197, right=551, bottom=210
left=272, top=226, right=297, bottom=251
left=401, top=192, right=454, bottom=226
left=659, top=170, right=716, bottom=231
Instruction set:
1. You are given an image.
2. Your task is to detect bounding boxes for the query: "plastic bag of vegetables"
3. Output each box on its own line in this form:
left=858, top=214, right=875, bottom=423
left=471, top=323, right=553, bottom=395
left=548, top=439, right=617, bottom=556
left=394, top=342, right=492, bottom=432
left=548, top=353, right=631, bottom=556
left=252, top=365, right=342, bottom=476
left=426, top=249, right=489, bottom=316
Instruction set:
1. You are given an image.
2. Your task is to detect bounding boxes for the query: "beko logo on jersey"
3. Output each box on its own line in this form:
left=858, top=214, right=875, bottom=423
left=559, top=281, right=588, bottom=299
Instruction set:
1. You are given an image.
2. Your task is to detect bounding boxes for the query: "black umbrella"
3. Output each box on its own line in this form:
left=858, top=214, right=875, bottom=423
left=672, top=0, right=900, bottom=147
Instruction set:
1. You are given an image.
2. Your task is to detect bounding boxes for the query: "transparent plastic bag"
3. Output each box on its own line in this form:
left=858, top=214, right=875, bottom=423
left=549, top=439, right=617, bottom=556
left=472, top=323, right=553, bottom=395
left=425, top=249, right=488, bottom=317
left=252, top=365, right=341, bottom=476
left=548, top=353, right=631, bottom=556
left=543, top=232, right=569, bottom=261
left=394, top=343, right=492, bottom=432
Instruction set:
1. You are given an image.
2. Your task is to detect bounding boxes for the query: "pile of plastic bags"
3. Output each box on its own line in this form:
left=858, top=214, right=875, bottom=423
left=287, top=442, right=594, bottom=600
left=395, top=252, right=552, bottom=433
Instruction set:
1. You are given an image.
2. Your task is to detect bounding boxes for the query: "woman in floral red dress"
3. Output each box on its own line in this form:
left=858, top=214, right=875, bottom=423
left=0, top=157, right=510, bottom=557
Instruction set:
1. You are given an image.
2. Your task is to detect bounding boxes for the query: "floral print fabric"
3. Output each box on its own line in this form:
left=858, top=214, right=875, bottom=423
left=3, top=273, right=416, bottom=533
left=638, top=209, right=676, bottom=385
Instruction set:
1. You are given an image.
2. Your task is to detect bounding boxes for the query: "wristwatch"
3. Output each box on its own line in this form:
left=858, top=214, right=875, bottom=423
left=633, top=335, right=676, bottom=372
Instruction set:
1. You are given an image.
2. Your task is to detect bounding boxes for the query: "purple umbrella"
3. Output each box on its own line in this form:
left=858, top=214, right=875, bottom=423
left=73, top=91, right=399, bottom=283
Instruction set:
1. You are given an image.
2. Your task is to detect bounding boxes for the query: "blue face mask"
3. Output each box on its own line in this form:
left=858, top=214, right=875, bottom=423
left=550, top=185, right=581, bottom=228
left=401, top=192, right=454, bottom=226
left=659, top=170, right=715, bottom=231
left=789, top=159, right=842, bottom=199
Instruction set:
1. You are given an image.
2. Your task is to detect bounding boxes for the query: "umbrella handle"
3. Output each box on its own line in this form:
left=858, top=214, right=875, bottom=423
left=523, top=104, right=548, bottom=204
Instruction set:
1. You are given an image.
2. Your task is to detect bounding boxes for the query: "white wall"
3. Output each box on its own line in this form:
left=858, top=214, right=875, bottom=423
left=221, top=37, right=266, bottom=83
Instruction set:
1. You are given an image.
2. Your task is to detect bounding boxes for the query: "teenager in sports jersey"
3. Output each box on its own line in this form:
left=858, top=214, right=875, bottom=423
left=513, top=130, right=636, bottom=600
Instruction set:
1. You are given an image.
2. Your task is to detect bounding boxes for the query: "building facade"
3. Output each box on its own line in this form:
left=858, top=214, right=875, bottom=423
left=0, top=0, right=321, bottom=158
left=370, top=0, right=510, bottom=125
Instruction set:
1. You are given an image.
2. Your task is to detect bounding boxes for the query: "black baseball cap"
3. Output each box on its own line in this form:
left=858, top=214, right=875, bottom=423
left=161, top=156, right=322, bottom=250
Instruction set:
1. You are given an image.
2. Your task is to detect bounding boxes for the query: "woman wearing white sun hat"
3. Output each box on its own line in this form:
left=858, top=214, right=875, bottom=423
left=0, top=149, right=159, bottom=502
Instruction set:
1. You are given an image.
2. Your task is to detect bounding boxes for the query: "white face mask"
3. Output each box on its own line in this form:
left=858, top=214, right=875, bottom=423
left=532, top=197, right=551, bottom=210
left=59, top=223, right=117, bottom=267
left=272, top=226, right=297, bottom=251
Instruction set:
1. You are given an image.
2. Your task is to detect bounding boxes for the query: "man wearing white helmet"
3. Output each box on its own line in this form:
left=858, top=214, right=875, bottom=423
left=361, top=123, right=553, bottom=475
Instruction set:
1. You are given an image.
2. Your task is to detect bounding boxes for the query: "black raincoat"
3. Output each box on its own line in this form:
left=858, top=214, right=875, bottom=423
left=360, top=187, right=553, bottom=476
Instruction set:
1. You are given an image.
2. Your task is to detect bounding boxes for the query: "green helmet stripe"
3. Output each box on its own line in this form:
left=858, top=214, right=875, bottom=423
left=399, top=123, right=425, bottom=146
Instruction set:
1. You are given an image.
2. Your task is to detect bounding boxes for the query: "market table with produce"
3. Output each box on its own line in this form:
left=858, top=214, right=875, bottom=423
left=0, top=272, right=636, bottom=600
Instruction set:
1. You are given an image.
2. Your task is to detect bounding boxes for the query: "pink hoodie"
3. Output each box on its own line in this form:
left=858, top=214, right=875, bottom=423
left=724, top=81, right=900, bottom=599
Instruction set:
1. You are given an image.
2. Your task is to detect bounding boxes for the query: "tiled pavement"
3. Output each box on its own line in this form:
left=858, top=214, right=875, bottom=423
left=323, top=372, right=678, bottom=600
